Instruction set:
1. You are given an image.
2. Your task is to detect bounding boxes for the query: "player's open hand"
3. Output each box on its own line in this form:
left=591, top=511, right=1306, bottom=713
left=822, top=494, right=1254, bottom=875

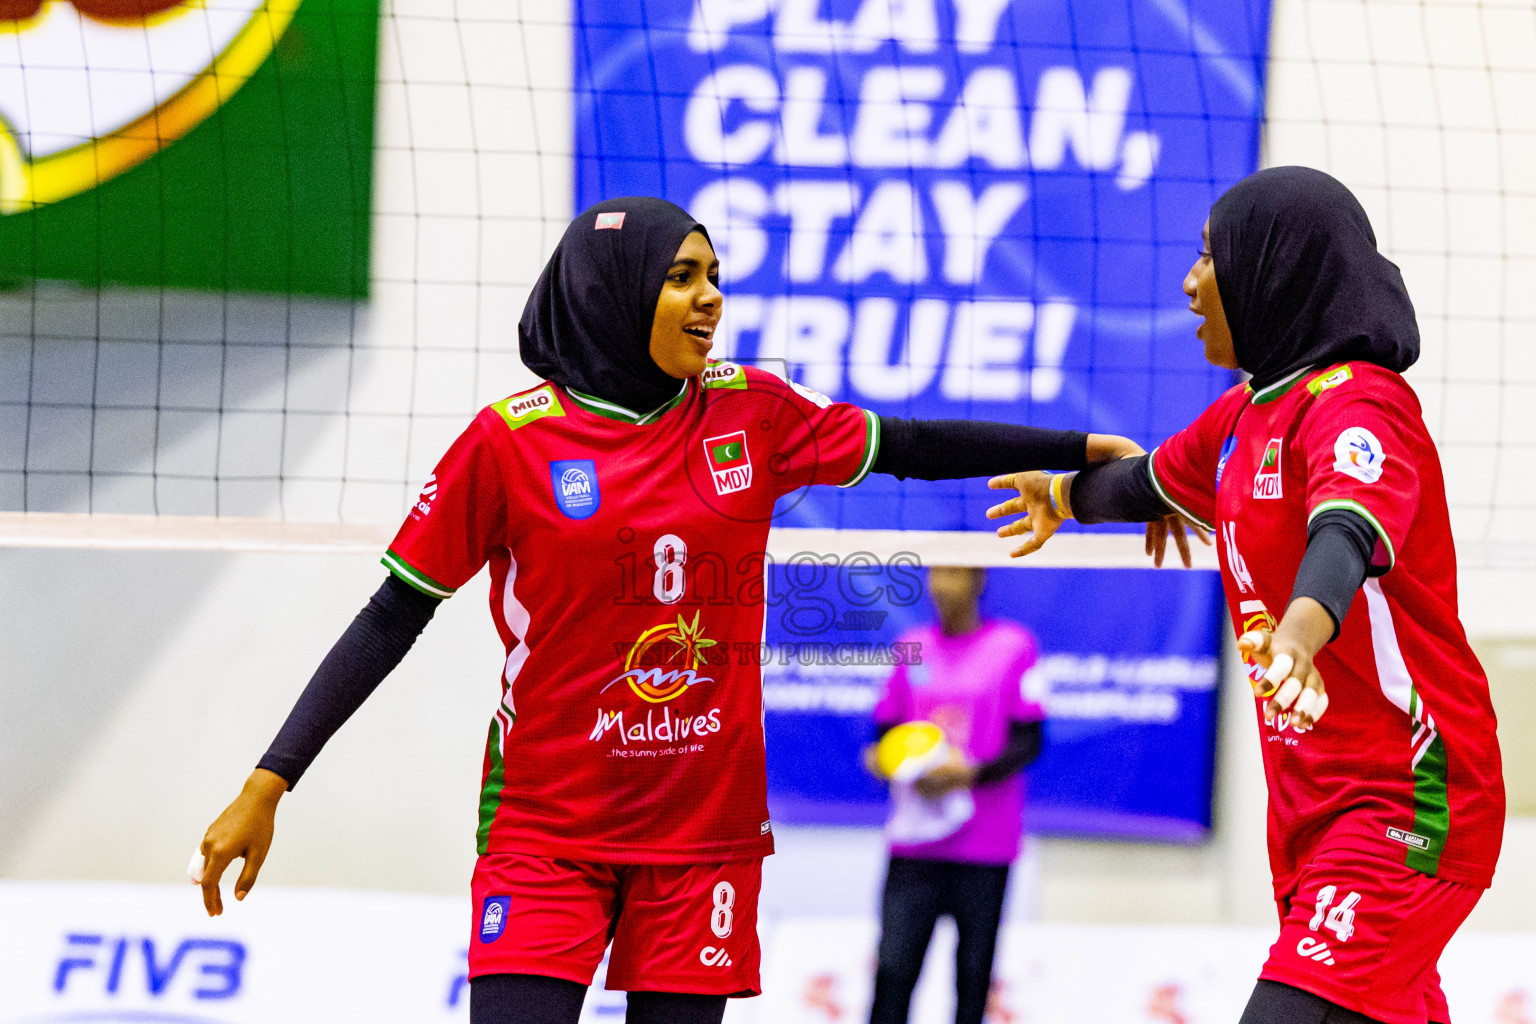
left=195, top=768, right=286, bottom=916
left=1145, top=514, right=1212, bottom=569
left=986, top=471, right=1062, bottom=558
left=1237, top=628, right=1329, bottom=731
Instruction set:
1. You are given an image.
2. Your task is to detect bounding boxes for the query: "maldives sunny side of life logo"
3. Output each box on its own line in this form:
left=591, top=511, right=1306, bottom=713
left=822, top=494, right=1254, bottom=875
left=589, top=612, right=726, bottom=750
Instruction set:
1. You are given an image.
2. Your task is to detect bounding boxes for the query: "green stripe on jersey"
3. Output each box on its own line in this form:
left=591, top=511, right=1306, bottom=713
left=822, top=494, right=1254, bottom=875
left=839, top=409, right=881, bottom=488
left=476, top=718, right=509, bottom=856
left=382, top=550, right=456, bottom=598
left=1309, top=499, right=1396, bottom=570
left=1249, top=364, right=1313, bottom=404
left=1407, top=724, right=1450, bottom=876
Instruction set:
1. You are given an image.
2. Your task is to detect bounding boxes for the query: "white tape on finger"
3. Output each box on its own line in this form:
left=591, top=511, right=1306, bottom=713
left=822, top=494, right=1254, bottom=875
left=188, top=849, right=205, bottom=885
left=1294, top=687, right=1321, bottom=720
left=1274, top=677, right=1303, bottom=711
left=1263, top=653, right=1294, bottom=689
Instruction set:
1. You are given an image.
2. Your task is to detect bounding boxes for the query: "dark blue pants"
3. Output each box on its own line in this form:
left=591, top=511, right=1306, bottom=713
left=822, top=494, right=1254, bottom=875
left=868, top=856, right=1011, bottom=1024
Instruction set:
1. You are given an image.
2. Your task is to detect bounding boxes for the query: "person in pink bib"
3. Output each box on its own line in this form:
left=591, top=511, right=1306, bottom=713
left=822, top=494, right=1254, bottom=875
left=868, top=566, right=1045, bottom=1024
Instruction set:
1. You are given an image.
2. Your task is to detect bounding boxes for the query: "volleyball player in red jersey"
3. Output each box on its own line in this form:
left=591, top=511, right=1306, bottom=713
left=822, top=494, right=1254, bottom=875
left=193, top=197, right=1153, bottom=1024
left=989, top=167, right=1505, bottom=1024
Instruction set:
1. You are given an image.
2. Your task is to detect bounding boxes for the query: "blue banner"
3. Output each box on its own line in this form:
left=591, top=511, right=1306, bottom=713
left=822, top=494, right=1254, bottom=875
left=759, top=563, right=1225, bottom=840
left=575, top=0, right=1270, bottom=530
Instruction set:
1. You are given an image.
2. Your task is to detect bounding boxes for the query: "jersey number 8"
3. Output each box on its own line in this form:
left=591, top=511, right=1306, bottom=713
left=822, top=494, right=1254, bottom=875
left=710, top=881, right=735, bottom=938
left=653, top=534, right=688, bottom=605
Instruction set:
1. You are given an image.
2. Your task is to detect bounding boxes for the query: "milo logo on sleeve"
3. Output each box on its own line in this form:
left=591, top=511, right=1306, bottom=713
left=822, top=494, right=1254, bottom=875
left=494, top=387, right=566, bottom=432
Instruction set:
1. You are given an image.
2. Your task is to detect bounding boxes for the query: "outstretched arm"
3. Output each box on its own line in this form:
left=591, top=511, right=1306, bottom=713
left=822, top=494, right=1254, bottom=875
left=987, top=457, right=1207, bottom=564
left=871, top=416, right=1142, bottom=481
left=196, top=574, right=441, bottom=915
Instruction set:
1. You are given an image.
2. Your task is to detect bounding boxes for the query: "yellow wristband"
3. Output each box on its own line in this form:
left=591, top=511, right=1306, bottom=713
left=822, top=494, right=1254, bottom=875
left=1049, top=472, right=1074, bottom=519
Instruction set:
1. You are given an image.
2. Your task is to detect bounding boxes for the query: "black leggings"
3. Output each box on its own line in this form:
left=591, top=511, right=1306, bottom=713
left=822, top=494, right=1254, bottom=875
left=469, top=973, right=726, bottom=1024
left=1238, top=980, right=1447, bottom=1024
left=868, top=857, right=1010, bottom=1024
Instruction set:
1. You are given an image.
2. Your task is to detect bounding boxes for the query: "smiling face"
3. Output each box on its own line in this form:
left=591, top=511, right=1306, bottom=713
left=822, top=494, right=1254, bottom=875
left=649, top=231, right=722, bottom=380
left=1184, top=218, right=1238, bottom=370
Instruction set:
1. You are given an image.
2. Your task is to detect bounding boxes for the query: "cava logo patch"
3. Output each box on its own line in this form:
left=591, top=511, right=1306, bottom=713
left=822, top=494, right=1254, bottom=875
left=411, top=473, right=438, bottom=518
left=704, top=430, right=752, bottom=495
left=594, top=211, right=626, bottom=229
left=494, top=387, right=565, bottom=432
left=480, top=896, right=511, bottom=942
left=1252, top=438, right=1284, bottom=499
left=0, top=0, right=297, bottom=212
left=1308, top=366, right=1354, bottom=396
left=550, top=459, right=600, bottom=519
left=1334, top=426, right=1385, bottom=484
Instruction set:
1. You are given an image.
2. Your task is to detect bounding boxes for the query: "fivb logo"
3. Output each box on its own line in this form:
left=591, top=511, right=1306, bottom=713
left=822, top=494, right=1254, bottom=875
left=703, top=430, right=752, bottom=495
left=1253, top=438, right=1283, bottom=499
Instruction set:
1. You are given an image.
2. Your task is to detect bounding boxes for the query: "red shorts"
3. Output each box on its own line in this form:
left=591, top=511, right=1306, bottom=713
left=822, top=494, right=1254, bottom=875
left=468, top=852, right=763, bottom=996
left=1260, top=846, right=1484, bottom=1024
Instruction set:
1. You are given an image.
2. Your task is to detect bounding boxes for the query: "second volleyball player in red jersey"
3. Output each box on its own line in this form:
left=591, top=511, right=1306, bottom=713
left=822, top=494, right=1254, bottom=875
left=193, top=197, right=1155, bottom=1024
left=990, top=167, right=1504, bottom=1024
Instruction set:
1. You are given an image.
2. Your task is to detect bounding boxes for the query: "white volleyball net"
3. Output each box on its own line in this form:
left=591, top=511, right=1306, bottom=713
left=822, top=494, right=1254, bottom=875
left=0, top=0, right=1531, bottom=570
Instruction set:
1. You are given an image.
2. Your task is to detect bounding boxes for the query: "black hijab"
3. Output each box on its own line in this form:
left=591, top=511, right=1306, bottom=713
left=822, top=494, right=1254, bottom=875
left=1210, top=166, right=1419, bottom=391
left=520, top=197, right=711, bottom=412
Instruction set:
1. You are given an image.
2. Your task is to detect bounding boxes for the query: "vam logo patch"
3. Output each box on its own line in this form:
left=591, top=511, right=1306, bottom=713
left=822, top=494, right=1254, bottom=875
left=480, top=896, right=511, bottom=942
left=550, top=459, right=600, bottom=519
left=1333, top=427, right=1385, bottom=484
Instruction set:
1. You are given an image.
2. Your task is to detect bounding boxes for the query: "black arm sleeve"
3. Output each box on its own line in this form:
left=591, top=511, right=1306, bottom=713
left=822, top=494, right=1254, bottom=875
left=1289, top=509, right=1374, bottom=640
left=871, top=417, right=1088, bottom=480
left=973, top=719, right=1044, bottom=786
left=256, top=574, right=441, bottom=788
left=1067, top=454, right=1172, bottom=524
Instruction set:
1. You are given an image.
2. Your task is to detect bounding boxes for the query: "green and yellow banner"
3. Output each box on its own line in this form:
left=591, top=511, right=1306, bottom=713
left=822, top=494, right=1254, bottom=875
left=0, top=0, right=379, bottom=297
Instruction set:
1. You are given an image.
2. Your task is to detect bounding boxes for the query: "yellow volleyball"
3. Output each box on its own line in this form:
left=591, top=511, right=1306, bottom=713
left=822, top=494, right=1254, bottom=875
left=875, top=721, right=946, bottom=782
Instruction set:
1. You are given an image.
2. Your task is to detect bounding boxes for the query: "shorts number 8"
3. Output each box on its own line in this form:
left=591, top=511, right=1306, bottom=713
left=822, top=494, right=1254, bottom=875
left=710, top=881, right=735, bottom=938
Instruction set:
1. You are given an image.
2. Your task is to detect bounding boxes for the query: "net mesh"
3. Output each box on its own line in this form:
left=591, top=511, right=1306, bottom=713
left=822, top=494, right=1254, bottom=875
left=0, top=0, right=1531, bottom=568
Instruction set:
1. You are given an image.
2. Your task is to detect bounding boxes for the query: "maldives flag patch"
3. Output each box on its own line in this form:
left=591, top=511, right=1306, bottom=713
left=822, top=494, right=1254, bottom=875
left=703, top=430, right=752, bottom=496
left=594, top=211, right=625, bottom=229
left=1252, top=438, right=1283, bottom=499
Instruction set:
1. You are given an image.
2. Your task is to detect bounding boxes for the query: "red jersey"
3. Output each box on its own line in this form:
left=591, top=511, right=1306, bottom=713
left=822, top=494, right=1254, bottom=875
left=1150, top=362, right=1504, bottom=892
left=384, top=362, right=879, bottom=863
